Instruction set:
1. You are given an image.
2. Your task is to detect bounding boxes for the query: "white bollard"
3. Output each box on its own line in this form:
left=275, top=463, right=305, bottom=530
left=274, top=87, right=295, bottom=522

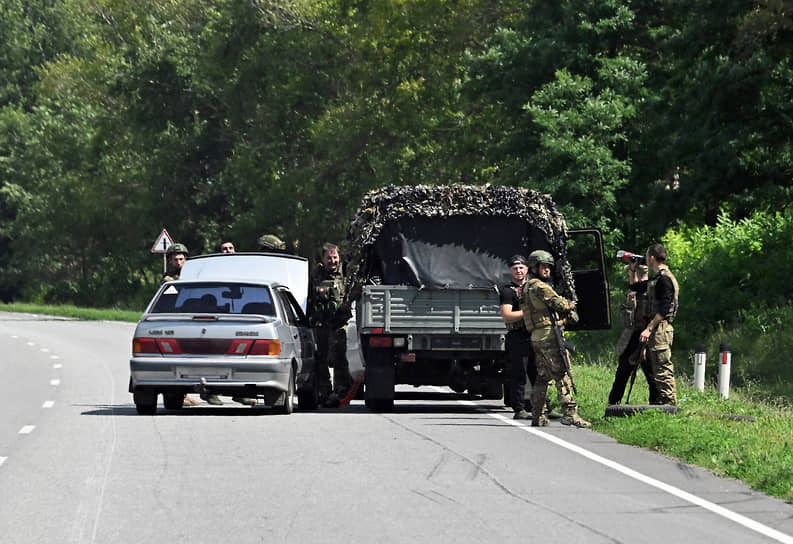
left=718, top=343, right=731, bottom=399
left=694, top=345, right=707, bottom=392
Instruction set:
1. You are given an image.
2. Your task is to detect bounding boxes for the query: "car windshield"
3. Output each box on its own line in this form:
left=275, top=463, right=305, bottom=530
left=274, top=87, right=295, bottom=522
left=150, top=282, right=275, bottom=315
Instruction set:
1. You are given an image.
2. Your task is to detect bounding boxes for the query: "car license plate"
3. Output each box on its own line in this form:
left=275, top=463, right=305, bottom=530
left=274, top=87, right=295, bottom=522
left=176, top=367, right=231, bottom=379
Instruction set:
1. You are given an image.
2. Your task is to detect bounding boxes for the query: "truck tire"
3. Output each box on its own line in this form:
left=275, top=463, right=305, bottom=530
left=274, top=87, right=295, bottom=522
left=365, top=397, right=394, bottom=412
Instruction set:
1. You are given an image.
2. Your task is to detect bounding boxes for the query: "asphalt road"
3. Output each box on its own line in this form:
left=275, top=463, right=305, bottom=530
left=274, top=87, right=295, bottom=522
left=1, top=312, right=792, bottom=544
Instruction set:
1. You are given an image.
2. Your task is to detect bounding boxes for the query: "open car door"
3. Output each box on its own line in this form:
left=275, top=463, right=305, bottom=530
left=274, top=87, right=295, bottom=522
left=566, top=228, right=611, bottom=330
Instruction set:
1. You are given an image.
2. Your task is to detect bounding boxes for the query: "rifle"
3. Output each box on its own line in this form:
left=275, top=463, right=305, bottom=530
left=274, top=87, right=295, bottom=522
left=551, top=310, right=577, bottom=395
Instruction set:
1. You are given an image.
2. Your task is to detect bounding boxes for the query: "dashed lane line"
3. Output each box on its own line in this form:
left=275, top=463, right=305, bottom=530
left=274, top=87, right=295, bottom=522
left=42, top=401, right=54, bottom=408
left=18, top=426, right=35, bottom=434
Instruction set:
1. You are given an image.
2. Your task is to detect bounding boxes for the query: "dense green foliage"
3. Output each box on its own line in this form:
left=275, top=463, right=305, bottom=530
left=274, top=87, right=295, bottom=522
left=1, top=1, right=792, bottom=395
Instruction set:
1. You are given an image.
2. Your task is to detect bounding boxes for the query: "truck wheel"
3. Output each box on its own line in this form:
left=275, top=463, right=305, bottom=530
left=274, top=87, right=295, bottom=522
left=163, top=393, right=184, bottom=410
left=365, top=397, right=394, bottom=412
left=134, top=390, right=157, bottom=415
left=277, top=368, right=295, bottom=415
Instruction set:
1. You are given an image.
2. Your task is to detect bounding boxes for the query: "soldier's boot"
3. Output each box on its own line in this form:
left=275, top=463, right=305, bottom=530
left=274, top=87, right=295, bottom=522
left=530, top=384, right=549, bottom=426
left=545, top=398, right=563, bottom=419
left=531, top=414, right=549, bottom=427
left=559, top=402, right=591, bottom=429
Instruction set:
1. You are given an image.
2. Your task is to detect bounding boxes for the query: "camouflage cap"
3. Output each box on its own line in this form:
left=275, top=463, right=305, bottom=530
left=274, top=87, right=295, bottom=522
left=258, top=234, right=286, bottom=251
left=167, top=243, right=188, bottom=256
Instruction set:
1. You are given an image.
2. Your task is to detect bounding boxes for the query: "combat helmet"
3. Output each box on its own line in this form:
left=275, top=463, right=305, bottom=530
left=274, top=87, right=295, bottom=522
left=257, top=234, right=286, bottom=251
left=167, top=243, right=188, bottom=256
left=527, top=250, right=554, bottom=267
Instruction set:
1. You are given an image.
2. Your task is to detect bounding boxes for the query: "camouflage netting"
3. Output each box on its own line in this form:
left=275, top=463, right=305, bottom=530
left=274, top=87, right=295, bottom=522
left=343, top=184, right=576, bottom=305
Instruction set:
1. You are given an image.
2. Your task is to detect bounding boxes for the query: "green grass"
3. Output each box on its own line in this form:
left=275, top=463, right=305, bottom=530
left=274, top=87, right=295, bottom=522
left=573, top=363, right=793, bottom=503
left=2, top=303, right=791, bottom=503
left=0, top=302, right=142, bottom=322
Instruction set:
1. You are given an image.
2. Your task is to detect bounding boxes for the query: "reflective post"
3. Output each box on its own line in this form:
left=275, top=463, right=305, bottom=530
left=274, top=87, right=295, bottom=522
left=694, top=345, right=707, bottom=392
left=718, top=343, right=731, bottom=399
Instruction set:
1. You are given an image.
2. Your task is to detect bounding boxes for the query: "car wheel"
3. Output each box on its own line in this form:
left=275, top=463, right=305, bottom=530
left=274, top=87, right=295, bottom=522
left=604, top=404, right=680, bottom=418
left=163, top=393, right=184, bottom=410
left=134, top=390, right=158, bottom=415
left=277, top=368, right=295, bottom=415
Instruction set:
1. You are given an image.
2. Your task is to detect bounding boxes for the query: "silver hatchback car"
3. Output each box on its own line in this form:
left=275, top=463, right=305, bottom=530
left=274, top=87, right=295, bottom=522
left=129, top=253, right=318, bottom=414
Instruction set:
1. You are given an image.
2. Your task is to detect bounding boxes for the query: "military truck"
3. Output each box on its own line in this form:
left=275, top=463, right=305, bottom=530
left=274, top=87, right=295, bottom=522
left=343, top=184, right=611, bottom=411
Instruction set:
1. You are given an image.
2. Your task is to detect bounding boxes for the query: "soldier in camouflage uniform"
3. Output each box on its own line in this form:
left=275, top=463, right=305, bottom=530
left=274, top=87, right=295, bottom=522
left=521, top=250, right=590, bottom=428
left=608, top=263, right=659, bottom=405
left=309, top=242, right=352, bottom=407
left=162, top=243, right=188, bottom=283
left=635, top=244, right=679, bottom=405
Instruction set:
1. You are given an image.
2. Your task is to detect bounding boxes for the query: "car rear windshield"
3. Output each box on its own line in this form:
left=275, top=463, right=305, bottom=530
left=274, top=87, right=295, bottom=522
left=150, top=282, right=275, bottom=315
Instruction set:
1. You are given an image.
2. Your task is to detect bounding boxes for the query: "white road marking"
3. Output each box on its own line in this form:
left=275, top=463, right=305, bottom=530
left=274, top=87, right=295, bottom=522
left=40, top=348, right=50, bottom=352
left=51, top=355, right=60, bottom=360
left=11, top=335, right=18, bottom=339
left=0, top=457, right=6, bottom=467
left=18, top=425, right=35, bottom=434
left=26, top=341, right=35, bottom=346
left=53, top=363, right=62, bottom=369
left=42, top=401, right=55, bottom=408
left=478, top=405, right=793, bottom=544
left=50, top=379, right=60, bottom=386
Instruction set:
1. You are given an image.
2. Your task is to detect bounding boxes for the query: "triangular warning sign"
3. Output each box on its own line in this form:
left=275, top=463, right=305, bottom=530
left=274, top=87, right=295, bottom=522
left=151, top=229, right=174, bottom=253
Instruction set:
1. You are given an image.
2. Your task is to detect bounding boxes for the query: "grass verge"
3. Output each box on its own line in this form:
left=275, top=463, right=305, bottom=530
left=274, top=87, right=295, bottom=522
left=0, top=303, right=141, bottom=322
left=2, top=303, right=791, bottom=503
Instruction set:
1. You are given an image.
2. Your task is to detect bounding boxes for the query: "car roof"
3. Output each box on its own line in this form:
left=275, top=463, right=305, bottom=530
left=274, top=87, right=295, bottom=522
left=178, top=253, right=310, bottom=312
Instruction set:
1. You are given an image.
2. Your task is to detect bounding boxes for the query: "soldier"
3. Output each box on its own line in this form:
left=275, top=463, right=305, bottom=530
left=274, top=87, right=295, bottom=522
left=635, top=244, right=679, bottom=405
left=608, top=263, right=659, bottom=405
left=522, top=250, right=590, bottom=428
left=162, top=243, right=188, bottom=283
left=257, top=234, right=287, bottom=253
left=499, top=255, right=536, bottom=419
left=309, top=242, right=352, bottom=407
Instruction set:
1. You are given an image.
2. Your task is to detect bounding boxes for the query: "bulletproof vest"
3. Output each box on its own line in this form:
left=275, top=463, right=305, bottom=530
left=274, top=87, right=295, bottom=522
left=621, top=290, right=651, bottom=330
left=648, top=268, right=679, bottom=323
left=522, top=278, right=553, bottom=330
left=311, top=266, right=345, bottom=322
left=505, top=283, right=526, bottom=331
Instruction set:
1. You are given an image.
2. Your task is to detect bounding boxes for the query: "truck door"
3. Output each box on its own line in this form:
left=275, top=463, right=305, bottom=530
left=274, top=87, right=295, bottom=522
left=566, top=228, right=611, bottom=330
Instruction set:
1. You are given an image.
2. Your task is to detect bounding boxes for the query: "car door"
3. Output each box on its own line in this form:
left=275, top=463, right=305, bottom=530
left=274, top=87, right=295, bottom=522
left=275, top=287, right=315, bottom=370
left=566, top=228, right=611, bottom=330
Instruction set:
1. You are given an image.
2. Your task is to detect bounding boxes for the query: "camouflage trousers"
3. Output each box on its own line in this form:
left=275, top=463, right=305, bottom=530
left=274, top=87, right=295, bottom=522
left=530, top=338, right=576, bottom=416
left=647, top=321, right=676, bottom=405
left=314, top=325, right=352, bottom=398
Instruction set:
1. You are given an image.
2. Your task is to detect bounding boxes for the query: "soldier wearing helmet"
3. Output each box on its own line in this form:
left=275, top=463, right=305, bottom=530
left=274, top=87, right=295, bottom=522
left=257, top=234, right=287, bottom=253
left=162, top=243, right=188, bottom=283
left=521, top=249, right=591, bottom=428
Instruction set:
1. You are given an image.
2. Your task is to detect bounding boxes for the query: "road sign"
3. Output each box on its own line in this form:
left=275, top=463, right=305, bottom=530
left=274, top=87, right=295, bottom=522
left=151, top=229, right=174, bottom=254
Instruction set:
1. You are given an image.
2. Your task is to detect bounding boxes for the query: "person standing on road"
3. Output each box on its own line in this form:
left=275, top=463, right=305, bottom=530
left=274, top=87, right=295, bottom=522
left=499, top=255, right=537, bottom=420
left=522, top=250, right=590, bottom=428
left=162, top=243, right=188, bottom=283
left=634, top=243, right=679, bottom=405
left=608, top=262, right=659, bottom=405
left=309, top=242, right=352, bottom=408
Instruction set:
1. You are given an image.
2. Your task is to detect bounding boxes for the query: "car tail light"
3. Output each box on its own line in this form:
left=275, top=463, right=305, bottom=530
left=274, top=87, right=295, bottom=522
left=227, top=339, right=255, bottom=355
left=156, top=338, right=182, bottom=354
left=368, top=335, right=392, bottom=348
left=133, top=338, right=160, bottom=354
left=249, top=339, right=281, bottom=355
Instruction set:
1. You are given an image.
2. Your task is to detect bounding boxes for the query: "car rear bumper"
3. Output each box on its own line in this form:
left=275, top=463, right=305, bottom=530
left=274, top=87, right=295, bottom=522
left=130, top=356, right=292, bottom=392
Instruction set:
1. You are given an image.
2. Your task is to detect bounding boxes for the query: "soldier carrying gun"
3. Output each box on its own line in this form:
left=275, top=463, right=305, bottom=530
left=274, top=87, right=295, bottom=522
left=521, top=250, right=591, bottom=428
